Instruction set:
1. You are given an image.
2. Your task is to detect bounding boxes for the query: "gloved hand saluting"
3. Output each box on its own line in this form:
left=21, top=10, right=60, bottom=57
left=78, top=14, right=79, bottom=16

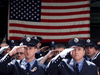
left=0, top=46, right=9, bottom=54
left=59, top=48, right=74, bottom=58
left=9, top=46, right=25, bottom=56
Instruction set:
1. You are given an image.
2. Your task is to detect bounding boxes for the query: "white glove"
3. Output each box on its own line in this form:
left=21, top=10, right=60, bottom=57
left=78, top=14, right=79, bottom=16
left=0, top=46, right=9, bottom=54
left=59, top=48, right=74, bottom=58
left=51, top=48, right=74, bottom=63
left=9, top=46, right=25, bottom=56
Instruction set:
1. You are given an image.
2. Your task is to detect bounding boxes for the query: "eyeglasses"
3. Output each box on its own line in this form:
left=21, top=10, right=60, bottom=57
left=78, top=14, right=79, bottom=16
left=16, top=52, right=24, bottom=55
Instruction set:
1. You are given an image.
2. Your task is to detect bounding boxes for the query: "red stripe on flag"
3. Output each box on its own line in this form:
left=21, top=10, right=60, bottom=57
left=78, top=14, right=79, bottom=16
left=41, top=17, right=90, bottom=22
left=42, top=0, right=89, bottom=3
left=9, top=30, right=90, bottom=36
left=10, top=23, right=90, bottom=29
left=41, top=11, right=90, bottom=16
left=41, top=4, right=89, bottom=9
left=9, top=37, right=90, bottom=43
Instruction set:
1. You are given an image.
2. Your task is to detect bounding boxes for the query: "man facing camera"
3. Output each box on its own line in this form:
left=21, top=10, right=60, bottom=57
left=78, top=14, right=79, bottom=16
left=46, top=38, right=98, bottom=75
left=0, top=36, right=46, bottom=75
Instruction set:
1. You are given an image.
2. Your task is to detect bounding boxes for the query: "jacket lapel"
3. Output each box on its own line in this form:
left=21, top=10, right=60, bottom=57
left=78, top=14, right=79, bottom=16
left=79, top=60, right=89, bottom=74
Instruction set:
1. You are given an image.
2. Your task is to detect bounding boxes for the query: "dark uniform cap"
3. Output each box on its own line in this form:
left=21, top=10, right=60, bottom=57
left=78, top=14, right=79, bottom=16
left=49, top=41, right=57, bottom=47
left=85, top=39, right=98, bottom=48
left=68, top=38, right=86, bottom=47
left=7, top=40, right=21, bottom=48
left=32, top=36, right=42, bottom=42
left=22, top=37, right=39, bottom=47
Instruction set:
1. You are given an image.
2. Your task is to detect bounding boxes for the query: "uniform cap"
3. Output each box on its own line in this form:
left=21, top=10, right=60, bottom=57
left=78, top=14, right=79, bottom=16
left=85, top=39, right=98, bottom=48
left=49, top=41, right=57, bottom=47
left=7, top=40, right=21, bottom=48
left=68, top=38, right=86, bottom=47
left=22, top=37, right=39, bottom=47
left=32, top=36, right=42, bottom=42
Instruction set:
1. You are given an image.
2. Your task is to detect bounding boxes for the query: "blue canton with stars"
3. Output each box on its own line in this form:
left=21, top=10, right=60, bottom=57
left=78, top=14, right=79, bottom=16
left=10, top=0, right=41, bottom=22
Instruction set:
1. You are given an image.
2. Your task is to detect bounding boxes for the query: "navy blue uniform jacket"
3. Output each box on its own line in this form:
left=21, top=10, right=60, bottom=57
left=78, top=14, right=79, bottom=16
left=0, top=54, right=46, bottom=75
left=46, top=56, right=98, bottom=75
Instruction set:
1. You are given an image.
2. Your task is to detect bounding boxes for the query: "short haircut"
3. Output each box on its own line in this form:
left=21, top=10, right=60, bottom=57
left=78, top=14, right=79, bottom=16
left=54, top=43, right=66, bottom=49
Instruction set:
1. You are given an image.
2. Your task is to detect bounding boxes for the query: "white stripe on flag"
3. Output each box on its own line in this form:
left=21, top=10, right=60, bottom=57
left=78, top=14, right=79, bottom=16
left=9, top=33, right=90, bottom=39
left=41, top=14, right=90, bottom=19
left=9, top=20, right=90, bottom=26
left=9, top=27, right=90, bottom=33
left=42, top=1, right=89, bottom=6
left=41, top=7, right=90, bottom=13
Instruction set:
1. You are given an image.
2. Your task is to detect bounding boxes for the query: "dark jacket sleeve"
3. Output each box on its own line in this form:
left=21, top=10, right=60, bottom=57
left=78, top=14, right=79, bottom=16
left=45, top=56, right=62, bottom=75
left=0, top=54, right=13, bottom=75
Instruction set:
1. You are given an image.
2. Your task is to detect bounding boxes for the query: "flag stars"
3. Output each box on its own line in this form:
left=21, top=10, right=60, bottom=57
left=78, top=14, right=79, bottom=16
left=37, top=10, right=39, bottom=12
left=27, top=4, right=29, bottom=6
left=34, top=16, right=36, bottom=18
left=32, top=9, right=34, bottom=11
left=21, top=4, right=23, bottom=6
left=10, top=0, right=41, bottom=21
left=24, top=6, right=26, bottom=9
left=37, top=18, right=39, bottom=20
left=32, top=1, right=34, bottom=3
left=38, top=1, right=40, bottom=3
left=24, top=2, right=26, bottom=4
left=34, top=11, right=36, bottom=14
left=34, top=7, right=37, bottom=9
left=37, top=5, right=39, bottom=7
left=29, top=7, right=31, bottom=9
left=37, top=14, right=39, bottom=16
left=31, top=18, right=34, bottom=20
left=24, top=15, right=26, bottom=17
left=35, top=3, right=37, bottom=5
left=21, top=17, right=23, bottom=19
left=32, top=5, right=34, bottom=7
left=32, top=14, right=34, bottom=16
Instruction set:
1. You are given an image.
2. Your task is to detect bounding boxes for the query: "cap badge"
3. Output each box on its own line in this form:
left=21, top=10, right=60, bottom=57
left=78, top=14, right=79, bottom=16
left=74, top=38, right=79, bottom=43
left=34, top=36, right=37, bottom=40
left=51, top=41, right=55, bottom=44
left=11, top=40, right=14, bottom=43
left=87, top=39, right=90, bottom=43
left=26, top=37, right=31, bottom=42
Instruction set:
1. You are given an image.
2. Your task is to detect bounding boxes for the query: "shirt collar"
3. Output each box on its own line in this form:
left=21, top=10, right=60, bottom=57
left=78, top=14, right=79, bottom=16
left=73, top=58, right=84, bottom=67
left=86, top=56, right=94, bottom=61
left=21, top=58, right=36, bottom=67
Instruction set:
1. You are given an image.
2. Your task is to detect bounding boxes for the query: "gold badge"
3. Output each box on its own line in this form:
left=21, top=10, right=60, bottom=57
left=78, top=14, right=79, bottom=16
left=31, top=67, right=37, bottom=72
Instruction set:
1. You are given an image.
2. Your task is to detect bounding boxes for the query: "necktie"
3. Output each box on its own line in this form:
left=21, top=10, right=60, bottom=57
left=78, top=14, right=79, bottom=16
left=89, top=59, right=92, bottom=61
left=26, top=63, right=30, bottom=72
left=74, top=63, right=79, bottom=74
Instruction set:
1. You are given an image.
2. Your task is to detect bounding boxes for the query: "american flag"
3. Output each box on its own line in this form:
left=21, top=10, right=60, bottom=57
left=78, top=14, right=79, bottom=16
left=8, top=0, right=90, bottom=43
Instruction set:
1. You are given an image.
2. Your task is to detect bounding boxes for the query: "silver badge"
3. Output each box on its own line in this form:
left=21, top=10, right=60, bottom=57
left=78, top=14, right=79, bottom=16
left=34, top=36, right=37, bottom=40
left=74, top=38, right=79, bottom=43
left=11, top=40, right=14, bottom=43
left=26, top=37, right=31, bottom=42
left=51, top=41, right=55, bottom=44
left=87, top=39, right=90, bottom=43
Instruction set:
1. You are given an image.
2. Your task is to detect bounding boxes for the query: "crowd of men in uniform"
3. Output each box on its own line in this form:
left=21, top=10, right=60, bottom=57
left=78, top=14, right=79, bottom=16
left=0, top=36, right=100, bottom=75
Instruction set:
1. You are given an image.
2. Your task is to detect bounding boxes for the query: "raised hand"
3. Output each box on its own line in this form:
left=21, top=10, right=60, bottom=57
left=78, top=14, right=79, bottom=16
left=9, top=46, right=25, bottom=56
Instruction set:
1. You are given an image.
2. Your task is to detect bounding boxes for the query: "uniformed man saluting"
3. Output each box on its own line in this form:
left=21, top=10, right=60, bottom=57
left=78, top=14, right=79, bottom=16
left=0, top=36, right=46, bottom=75
left=46, top=38, right=98, bottom=75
